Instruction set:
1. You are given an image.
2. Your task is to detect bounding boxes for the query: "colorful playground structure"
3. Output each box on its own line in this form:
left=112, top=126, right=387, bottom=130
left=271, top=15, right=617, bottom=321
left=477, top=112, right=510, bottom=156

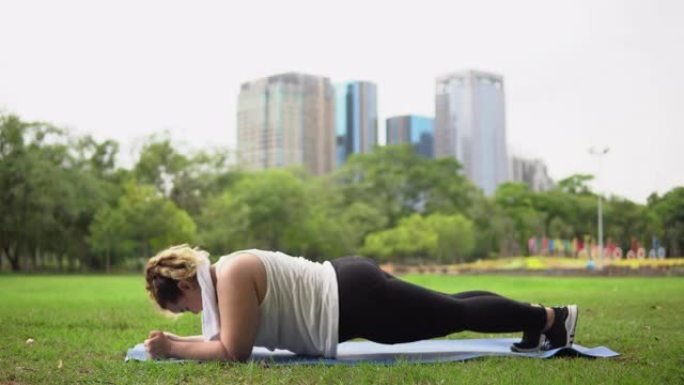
left=527, top=235, right=666, bottom=261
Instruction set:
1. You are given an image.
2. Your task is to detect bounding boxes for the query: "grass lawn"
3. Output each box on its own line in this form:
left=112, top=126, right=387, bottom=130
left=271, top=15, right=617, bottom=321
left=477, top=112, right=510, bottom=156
left=1, top=274, right=683, bottom=384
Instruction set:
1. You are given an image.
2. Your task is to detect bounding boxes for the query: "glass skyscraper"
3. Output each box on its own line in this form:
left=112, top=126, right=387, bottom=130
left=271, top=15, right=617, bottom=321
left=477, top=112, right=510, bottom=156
left=386, top=115, right=434, bottom=158
left=237, top=72, right=336, bottom=175
left=334, top=81, right=378, bottom=167
left=435, top=70, right=509, bottom=195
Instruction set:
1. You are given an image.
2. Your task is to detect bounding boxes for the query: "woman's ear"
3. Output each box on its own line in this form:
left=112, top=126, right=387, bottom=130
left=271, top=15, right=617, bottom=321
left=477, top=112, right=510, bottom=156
left=177, top=279, right=192, bottom=292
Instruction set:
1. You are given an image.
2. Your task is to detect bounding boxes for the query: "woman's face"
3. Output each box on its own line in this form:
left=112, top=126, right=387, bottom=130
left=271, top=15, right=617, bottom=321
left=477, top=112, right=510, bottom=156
left=167, top=279, right=202, bottom=314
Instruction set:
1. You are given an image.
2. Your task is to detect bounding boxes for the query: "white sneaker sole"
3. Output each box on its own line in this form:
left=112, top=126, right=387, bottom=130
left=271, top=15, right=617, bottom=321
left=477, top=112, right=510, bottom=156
left=565, top=305, right=578, bottom=347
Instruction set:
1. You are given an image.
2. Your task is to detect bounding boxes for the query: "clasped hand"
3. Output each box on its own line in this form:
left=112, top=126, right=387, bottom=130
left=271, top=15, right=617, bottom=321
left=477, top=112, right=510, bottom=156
left=144, top=330, right=172, bottom=359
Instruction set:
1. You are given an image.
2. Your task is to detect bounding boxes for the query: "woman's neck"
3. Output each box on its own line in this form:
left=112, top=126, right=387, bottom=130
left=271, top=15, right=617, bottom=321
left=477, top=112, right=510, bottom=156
left=209, top=265, right=218, bottom=289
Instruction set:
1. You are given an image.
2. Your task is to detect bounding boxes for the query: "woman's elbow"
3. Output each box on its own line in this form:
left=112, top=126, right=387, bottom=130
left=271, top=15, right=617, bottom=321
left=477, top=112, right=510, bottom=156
left=220, top=344, right=250, bottom=362
left=225, top=350, right=250, bottom=363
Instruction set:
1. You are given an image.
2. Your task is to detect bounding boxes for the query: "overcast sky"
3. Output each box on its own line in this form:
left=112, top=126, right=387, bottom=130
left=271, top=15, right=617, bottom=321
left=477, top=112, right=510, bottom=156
left=1, top=0, right=682, bottom=203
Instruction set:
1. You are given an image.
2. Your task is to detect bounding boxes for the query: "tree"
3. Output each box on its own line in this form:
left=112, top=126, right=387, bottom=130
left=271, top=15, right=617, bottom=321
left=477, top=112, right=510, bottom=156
left=603, top=197, right=649, bottom=250
left=556, top=174, right=594, bottom=195
left=132, top=134, right=242, bottom=218
left=361, top=213, right=475, bottom=263
left=494, top=183, right=545, bottom=255
left=362, top=214, right=436, bottom=262
left=425, top=213, right=475, bottom=263
left=196, top=168, right=310, bottom=255
left=61, top=135, right=123, bottom=271
left=2, top=111, right=679, bottom=270
left=0, top=115, right=71, bottom=270
left=334, top=145, right=475, bottom=227
left=89, top=181, right=196, bottom=265
left=88, top=206, right=129, bottom=272
left=294, top=174, right=389, bottom=260
left=648, top=187, right=684, bottom=257
left=196, top=190, right=251, bottom=255
left=169, top=148, right=242, bottom=218
left=133, top=134, right=189, bottom=194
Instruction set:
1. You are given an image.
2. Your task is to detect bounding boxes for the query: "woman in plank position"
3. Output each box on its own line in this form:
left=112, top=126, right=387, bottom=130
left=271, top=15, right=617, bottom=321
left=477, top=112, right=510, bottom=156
left=143, top=245, right=579, bottom=361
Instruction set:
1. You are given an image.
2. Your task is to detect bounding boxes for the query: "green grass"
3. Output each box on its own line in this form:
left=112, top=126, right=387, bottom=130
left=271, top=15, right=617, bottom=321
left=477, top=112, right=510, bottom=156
left=1, top=274, right=683, bottom=384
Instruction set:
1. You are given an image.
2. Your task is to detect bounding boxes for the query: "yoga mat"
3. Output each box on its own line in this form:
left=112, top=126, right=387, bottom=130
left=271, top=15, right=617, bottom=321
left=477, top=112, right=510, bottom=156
left=125, top=338, right=619, bottom=365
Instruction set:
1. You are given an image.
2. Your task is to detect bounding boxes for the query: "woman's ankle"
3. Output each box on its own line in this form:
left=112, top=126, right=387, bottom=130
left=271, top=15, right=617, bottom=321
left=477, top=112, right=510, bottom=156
left=531, top=303, right=554, bottom=332
left=543, top=307, right=555, bottom=332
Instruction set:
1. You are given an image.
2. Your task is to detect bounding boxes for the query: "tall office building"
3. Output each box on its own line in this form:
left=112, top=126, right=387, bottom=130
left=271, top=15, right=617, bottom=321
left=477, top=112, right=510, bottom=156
left=237, top=72, right=335, bottom=175
left=386, top=115, right=434, bottom=158
left=510, top=156, right=554, bottom=192
left=334, top=81, right=378, bottom=167
left=435, top=70, right=509, bottom=195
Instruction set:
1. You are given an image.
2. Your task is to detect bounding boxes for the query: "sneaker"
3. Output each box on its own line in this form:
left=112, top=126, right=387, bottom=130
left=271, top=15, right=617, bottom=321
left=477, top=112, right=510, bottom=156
left=543, top=305, right=578, bottom=350
left=510, top=303, right=548, bottom=353
left=511, top=329, right=546, bottom=353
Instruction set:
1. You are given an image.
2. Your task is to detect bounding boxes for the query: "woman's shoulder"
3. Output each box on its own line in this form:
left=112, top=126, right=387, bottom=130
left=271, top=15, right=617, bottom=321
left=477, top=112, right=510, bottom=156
left=216, top=249, right=264, bottom=276
left=214, top=248, right=255, bottom=263
left=221, top=248, right=270, bottom=260
left=215, top=250, right=268, bottom=304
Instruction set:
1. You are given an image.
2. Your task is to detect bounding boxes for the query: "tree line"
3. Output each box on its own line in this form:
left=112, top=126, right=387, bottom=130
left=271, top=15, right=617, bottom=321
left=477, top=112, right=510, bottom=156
left=1, top=114, right=682, bottom=272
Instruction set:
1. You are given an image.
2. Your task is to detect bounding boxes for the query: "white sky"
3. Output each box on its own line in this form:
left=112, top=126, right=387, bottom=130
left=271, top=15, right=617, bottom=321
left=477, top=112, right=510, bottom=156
left=1, top=0, right=682, bottom=203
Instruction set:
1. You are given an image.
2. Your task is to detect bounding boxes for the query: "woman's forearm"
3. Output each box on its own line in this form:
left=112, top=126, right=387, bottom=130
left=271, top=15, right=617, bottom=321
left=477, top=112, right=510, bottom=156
left=164, top=332, right=204, bottom=342
left=168, top=340, right=245, bottom=361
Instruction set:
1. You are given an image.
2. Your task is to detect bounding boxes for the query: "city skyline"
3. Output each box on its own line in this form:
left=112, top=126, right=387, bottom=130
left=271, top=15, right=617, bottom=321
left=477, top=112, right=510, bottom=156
left=386, top=115, right=434, bottom=159
left=335, top=81, right=378, bottom=167
left=1, top=0, right=682, bottom=203
left=237, top=73, right=336, bottom=175
left=510, top=156, right=555, bottom=192
left=436, top=70, right=509, bottom=195
left=237, top=70, right=546, bottom=197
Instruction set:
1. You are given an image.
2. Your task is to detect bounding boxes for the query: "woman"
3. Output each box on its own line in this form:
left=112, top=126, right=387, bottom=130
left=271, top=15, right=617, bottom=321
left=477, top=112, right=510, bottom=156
left=143, top=245, right=579, bottom=361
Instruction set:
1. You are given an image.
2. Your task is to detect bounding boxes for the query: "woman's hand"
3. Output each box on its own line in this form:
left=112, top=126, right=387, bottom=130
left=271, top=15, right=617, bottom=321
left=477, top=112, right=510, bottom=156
left=144, top=330, right=172, bottom=359
left=162, top=331, right=179, bottom=341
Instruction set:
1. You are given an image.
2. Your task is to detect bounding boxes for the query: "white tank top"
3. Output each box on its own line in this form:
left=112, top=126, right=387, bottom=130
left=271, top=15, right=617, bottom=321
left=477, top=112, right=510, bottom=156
left=216, top=249, right=339, bottom=358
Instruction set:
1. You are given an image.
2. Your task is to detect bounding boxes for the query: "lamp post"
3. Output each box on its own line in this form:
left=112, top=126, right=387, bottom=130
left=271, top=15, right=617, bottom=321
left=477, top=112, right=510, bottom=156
left=588, top=146, right=609, bottom=268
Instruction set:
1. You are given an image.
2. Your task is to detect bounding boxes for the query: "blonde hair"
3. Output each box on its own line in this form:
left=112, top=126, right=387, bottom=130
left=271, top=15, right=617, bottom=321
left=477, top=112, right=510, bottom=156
left=144, top=244, right=205, bottom=309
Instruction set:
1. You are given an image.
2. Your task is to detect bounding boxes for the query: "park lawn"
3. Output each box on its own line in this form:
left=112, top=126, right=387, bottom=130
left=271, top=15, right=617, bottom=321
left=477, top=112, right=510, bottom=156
left=1, top=274, right=682, bottom=385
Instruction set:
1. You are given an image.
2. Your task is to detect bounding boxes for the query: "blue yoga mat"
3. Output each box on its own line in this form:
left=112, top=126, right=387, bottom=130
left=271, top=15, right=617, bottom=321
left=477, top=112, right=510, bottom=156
left=125, top=338, right=619, bottom=365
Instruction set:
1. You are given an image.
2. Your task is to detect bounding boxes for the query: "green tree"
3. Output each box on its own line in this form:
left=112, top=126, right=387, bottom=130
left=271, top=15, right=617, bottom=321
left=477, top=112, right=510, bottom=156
left=169, top=148, right=243, bottom=218
left=362, top=214, right=436, bottom=262
left=296, top=174, right=388, bottom=260
left=133, top=134, right=188, bottom=194
left=61, top=135, right=124, bottom=271
left=648, top=187, right=684, bottom=257
left=556, top=174, right=594, bottom=195
left=196, top=190, right=251, bottom=255
left=90, top=182, right=196, bottom=264
left=494, top=182, right=545, bottom=255
left=334, top=145, right=474, bottom=227
left=603, top=197, right=649, bottom=250
left=0, top=115, right=76, bottom=270
left=425, top=213, right=475, bottom=263
left=466, top=195, right=501, bottom=258
left=88, top=206, right=129, bottom=272
left=361, top=213, right=475, bottom=263
left=196, top=169, right=309, bottom=255
left=133, top=134, right=242, bottom=219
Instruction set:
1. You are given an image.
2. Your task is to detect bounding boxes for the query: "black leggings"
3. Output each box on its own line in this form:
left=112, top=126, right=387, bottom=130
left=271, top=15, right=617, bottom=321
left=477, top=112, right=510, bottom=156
left=331, top=256, right=547, bottom=344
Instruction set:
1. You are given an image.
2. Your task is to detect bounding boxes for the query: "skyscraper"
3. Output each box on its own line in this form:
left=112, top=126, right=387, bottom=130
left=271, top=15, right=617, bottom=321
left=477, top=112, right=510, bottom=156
left=237, top=72, right=335, bottom=175
left=386, top=115, right=434, bottom=158
left=435, top=70, right=509, bottom=195
left=334, top=81, right=378, bottom=167
left=510, top=156, right=554, bottom=192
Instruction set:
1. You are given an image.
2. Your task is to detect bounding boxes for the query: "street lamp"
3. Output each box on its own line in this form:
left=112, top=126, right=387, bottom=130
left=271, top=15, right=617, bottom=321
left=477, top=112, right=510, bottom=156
left=588, top=146, right=609, bottom=268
